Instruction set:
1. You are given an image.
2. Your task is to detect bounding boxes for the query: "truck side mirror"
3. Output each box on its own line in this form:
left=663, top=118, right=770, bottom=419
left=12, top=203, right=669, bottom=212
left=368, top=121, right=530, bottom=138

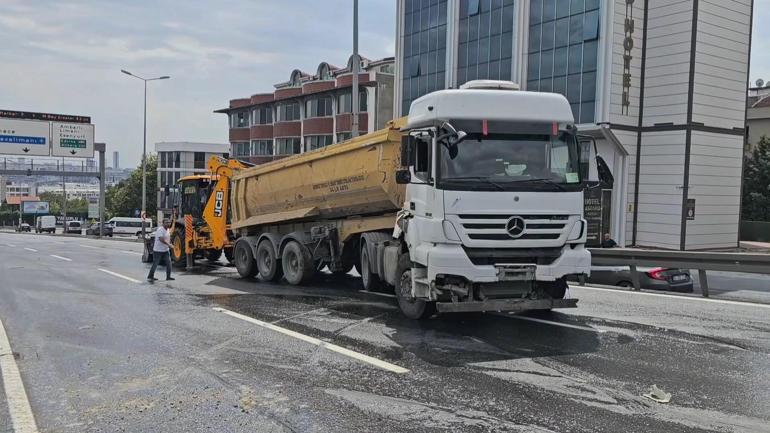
left=596, top=155, right=614, bottom=186
left=400, top=135, right=414, bottom=167
left=395, top=169, right=411, bottom=184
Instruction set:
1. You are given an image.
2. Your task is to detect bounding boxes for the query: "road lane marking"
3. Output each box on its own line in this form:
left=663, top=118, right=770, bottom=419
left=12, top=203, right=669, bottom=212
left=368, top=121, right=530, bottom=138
left=213, top=307, right=409, bottom=374
left=572, top=285, right=770, bottom=310
left=6, top=244, right=17, bottom=247
left=358, top=290, right=396, bottom=298
left=0, top=318, right=40, bottom=433
left=79, top=244, right=101, bottom=249
left=98, top=268, right=141, bottom=284
left=49, top=255, right=71, bottom=262
left=121, top=250, right=142, bottom=256
left=23, top=248, right=38, bottom=252
left=507, top=314, right=607, bottom=333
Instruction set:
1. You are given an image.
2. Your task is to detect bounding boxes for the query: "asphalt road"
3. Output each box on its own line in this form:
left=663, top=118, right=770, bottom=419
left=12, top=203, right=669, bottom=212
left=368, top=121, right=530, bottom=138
left=1, top=232, right=769, bottom=433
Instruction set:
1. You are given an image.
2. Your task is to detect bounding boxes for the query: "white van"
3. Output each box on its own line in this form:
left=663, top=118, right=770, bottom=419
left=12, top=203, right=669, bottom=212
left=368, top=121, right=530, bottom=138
left=35, top=215, right=56, bottom=233
left=107, top=217, right=153, bottom=236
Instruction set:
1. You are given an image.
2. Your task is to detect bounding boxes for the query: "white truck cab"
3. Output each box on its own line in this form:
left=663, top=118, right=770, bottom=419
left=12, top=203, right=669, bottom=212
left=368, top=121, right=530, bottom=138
left=389, top=80, right=602, bottom=318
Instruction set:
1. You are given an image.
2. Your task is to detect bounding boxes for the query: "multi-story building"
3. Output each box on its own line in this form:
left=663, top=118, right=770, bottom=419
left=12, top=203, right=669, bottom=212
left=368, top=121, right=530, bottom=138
left=37, top=183, right=100, bottom=200
left=216, top=56, right=395, bottom=165
left=4, top=181, right=37, bottom=199
left=154, top=141, right=231, bottom=211
left=112, top=151, right=120, bottom=169
left=394, top=0, right=753, bottom=250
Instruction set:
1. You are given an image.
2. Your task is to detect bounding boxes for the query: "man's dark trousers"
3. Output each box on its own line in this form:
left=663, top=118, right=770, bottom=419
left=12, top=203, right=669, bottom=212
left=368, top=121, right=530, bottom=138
left=148, top=251, right=171, bottom=280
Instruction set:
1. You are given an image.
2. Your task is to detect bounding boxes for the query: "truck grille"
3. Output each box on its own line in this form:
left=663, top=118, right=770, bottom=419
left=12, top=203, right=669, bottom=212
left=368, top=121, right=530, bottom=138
left=456, top=214, right=569, bottom=242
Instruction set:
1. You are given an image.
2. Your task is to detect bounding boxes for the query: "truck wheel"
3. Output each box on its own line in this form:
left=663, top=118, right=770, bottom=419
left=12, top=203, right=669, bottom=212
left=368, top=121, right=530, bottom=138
left=234, top=240, right=257, bottom=278
left=256, top=240, right=283, bottom=282
left=281, top=241, right=314, bottom=285
left=205, top=249, right=222, bottom=262
left=395, top=254, right=435, bottom=320
left=541, top=278, right=568, bottom=299
left=360, top=242, right=384, bottom=291
left=224, top=247, right=234, bottom=264
left=170, top=231, right=187, bottom=267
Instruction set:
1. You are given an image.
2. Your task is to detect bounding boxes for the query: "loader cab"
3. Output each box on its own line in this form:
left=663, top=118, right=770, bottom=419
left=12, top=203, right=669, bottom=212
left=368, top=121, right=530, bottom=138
left=175, top=175, right=215, bottom=223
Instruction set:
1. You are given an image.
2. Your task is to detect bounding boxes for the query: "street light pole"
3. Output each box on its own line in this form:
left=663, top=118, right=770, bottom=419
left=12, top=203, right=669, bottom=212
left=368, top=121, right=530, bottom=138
left=121, top=69, right=170, bottom=241
left=351, top=0, right=360, bottom=138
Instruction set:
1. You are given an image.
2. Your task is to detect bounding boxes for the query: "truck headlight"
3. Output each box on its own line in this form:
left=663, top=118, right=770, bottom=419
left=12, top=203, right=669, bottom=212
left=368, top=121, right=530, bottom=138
left=567, top=220, right=585, bottom=241
left=442, top=220, right=461, bottom=242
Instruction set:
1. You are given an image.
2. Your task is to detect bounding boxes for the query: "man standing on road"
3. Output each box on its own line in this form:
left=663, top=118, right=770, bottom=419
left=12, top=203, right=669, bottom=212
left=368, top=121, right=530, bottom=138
left=148, top=219, right=175, bottom=282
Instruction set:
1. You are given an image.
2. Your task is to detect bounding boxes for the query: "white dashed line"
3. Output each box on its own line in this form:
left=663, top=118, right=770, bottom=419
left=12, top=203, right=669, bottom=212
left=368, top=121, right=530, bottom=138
left=121, top=250, right=142, bottom=256
left=79, top=244, right=101, bottom=249
left=5, top=244, right=16, bottom=248
left=49, top=255, right=72, bottom=262
left=23, top=248, right=38, bottom=252
left=359, top=290, right=396, bottom=298
left=572, top=285, right=770, bottom=310
left=507, top=314, right=607, bottom=333
left=0, top=318, right=40, bottom=433
left=98, top=268, right=141, bottom=284
left=213, top=307, right=409, bottom=374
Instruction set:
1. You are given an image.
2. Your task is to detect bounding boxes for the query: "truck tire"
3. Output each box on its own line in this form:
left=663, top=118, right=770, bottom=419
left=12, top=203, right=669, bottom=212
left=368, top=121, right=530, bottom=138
left=360, top=242, right=383, bottom=291
left=281, top=241, right=315, bottom=285
left=541, top=278, right=568, bottom=300
left=205, top=249, right=222, bottom=262
left=234, top=240, right=257, bottom=278
left=256, top=240, right=283, bottom=282
left=395, top=254, right=435, bottom=320
left=170, top=230, right=187, bottom=267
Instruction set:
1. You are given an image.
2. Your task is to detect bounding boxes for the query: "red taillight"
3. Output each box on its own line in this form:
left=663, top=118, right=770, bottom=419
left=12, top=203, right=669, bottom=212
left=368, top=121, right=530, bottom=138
left=646, top=267, right=666, bottom=280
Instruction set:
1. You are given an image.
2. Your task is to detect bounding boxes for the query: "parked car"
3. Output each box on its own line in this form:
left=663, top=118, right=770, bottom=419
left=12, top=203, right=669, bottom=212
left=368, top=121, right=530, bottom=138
left=577, top=266, right=693, bottom=292
left=35, top=215, right=56, bottom=233
left=86, top=222, right=113, bottom=237
left=17, top=223, right=31, bottom=232
left=64, top=221, right=83, bottom=234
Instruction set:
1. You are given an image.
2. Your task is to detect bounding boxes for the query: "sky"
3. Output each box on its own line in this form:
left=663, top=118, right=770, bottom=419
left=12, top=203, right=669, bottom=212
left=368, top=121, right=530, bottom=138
left=0, top=0, right=768, bottom=168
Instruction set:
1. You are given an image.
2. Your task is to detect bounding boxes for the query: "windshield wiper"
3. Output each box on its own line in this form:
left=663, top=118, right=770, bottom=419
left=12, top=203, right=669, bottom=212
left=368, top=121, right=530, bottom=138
left=515, top=178, right=568, bottom=191
left=442, top=176, right=505, bottom=191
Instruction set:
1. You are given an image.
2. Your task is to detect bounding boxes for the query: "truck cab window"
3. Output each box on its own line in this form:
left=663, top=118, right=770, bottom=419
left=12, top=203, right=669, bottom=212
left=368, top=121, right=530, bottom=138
left=414, top=136, right=431, bottom=181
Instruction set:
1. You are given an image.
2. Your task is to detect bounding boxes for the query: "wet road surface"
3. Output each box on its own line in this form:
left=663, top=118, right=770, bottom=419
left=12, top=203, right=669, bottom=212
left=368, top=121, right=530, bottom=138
left=1, top=232, right=769, bottom=432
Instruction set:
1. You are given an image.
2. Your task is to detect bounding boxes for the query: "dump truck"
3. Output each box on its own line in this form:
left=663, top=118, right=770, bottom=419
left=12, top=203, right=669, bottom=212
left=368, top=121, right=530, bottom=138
left=225, top=80, right=609, bottom=319
left=154, top=80, right=611, bottom=319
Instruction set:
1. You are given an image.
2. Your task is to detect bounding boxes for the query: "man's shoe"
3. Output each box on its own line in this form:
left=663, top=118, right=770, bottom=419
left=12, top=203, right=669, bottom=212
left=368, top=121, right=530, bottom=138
left=147, top=277, right=157, bottom=282
left=166, top=277, right=175, bottom=281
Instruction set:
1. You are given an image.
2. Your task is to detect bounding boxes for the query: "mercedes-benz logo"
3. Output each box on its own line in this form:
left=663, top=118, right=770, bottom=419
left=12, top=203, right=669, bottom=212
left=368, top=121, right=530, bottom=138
left=505, top=216, right=526, bottom=238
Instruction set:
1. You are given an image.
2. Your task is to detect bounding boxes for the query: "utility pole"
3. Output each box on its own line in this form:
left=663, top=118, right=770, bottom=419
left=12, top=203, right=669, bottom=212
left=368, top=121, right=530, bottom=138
left=62, top=157, right=67, bottom=232
left=351, top=0, right=360, bottom=138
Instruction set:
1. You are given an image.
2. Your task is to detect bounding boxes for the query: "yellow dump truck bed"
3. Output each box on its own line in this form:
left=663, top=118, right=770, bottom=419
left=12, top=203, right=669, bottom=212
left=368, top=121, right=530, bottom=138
left=230, top=118, right=407, bottom=232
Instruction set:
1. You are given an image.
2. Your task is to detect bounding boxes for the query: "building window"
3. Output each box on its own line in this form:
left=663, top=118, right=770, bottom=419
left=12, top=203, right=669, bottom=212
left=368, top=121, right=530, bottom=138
left=337, top=90, right=368, bottom=113
left=194, top=152, right=205, bottom=169
left=456, top=0, right=515, bottom=87
left=402, top=0, right=448, bottom=115
left=275, top=137, right=301, bottom=155
left=252, top=106, right=272, bottom=125
left=233, top=142, right=250, bottom=157
left=251, top=139, right=273, bottom=155
left=528, top=0, right=599, bottom=123
left=305, top=135, right=333, bottom=152
left=159, top=151, right=166, bottom=169
left=173, top=151, right=181, bottom=168
left=305, top=96, right=333, bottom=118
left=232, top=110, right=249, bottom=128
left=276, top=102, right=300, bottom=122
left=337, top=132, right=352, bottom=143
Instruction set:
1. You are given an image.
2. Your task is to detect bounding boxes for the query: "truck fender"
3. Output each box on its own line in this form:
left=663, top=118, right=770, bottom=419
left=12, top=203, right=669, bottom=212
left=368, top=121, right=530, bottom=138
left=278, top=231, right=313, bottom=257
left=236, top=235, right=261, bottom=258
left=256, top=232, right=282, bottom=258
left=360, top=231, right=393, bottom=278
left=381, top=244, right=402, bottom=286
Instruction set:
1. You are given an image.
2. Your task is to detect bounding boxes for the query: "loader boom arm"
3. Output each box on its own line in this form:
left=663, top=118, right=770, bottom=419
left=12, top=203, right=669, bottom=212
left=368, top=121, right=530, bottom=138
left=201, top=156, right=250, bottom=249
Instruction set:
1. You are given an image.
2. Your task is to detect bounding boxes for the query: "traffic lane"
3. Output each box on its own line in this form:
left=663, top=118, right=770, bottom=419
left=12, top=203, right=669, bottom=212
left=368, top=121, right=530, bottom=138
left=200, top=274, right=770, bottom=432
left=690, top=270, right=770, bottom=303
left=0, top=242, right=414, bottom=432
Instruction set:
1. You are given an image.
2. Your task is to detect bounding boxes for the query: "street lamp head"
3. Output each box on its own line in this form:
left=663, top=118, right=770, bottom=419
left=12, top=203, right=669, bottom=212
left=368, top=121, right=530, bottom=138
left=121, top=69, right=133, bottom=76
left=158, top=76, right=171, bottom=80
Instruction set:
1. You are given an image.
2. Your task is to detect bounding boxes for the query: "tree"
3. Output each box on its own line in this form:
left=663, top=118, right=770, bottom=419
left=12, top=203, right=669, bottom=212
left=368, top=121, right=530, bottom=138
left=742, top=135, right=770, bottom=222
left=105, top=155, right=157, bottom=218
left=38, top=191, right=89, bottom=216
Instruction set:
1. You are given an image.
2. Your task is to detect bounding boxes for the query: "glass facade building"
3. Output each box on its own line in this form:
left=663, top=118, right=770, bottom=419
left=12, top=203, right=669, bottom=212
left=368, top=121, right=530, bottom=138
left=401, top=0, right=448, bottom=115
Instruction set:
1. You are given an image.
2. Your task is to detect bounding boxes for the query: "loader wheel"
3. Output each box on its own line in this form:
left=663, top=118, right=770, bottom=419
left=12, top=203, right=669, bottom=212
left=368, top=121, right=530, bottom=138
left=256, top=240, right=283, bottom=282
left=395, top=254, right=435, bottom=320
left=205, top=249, right=223, bottom=262
left=224, top=247, right=234, bottom=264
left=170, top=230, right=187, bottom=267
left=281, top=241, right=315, bottom=285
left=234, top=240, right=257, bottom=278
left=359, top=242, right=383, bottom=291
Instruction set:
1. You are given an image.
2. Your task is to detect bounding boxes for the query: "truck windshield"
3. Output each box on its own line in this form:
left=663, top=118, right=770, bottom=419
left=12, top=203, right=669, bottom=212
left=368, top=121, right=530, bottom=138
left=438, top=132, right=581, bottom=192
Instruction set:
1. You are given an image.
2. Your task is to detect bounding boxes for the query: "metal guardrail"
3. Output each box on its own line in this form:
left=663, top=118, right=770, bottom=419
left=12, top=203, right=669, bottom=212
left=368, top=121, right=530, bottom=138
left=587, top=248, right=770, bottom=297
